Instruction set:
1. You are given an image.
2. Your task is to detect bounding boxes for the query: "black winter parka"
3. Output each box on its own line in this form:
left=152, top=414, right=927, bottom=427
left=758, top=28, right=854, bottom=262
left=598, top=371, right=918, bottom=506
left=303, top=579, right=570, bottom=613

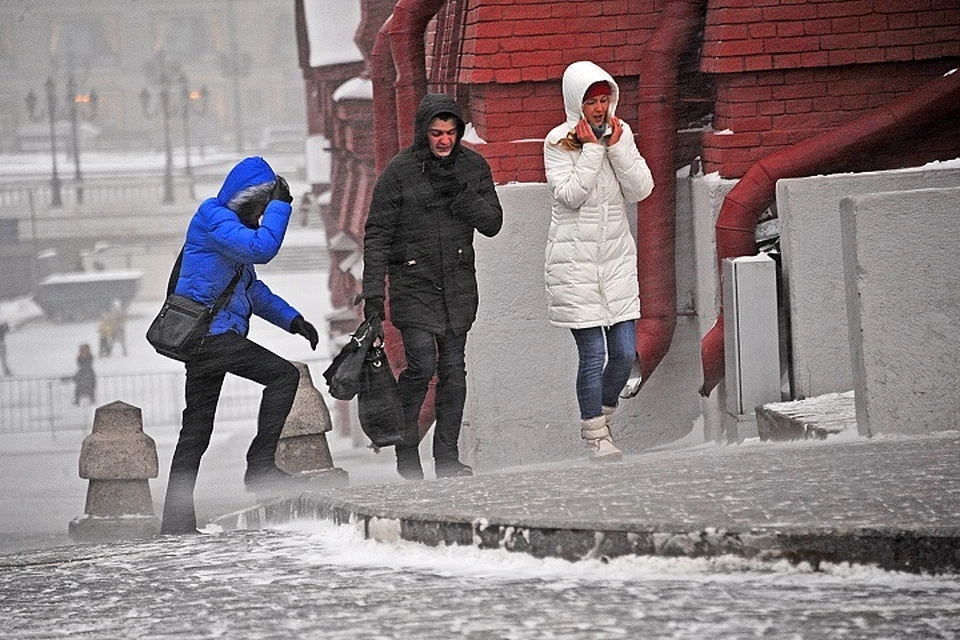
left=362, top=94, right=503, bottom=334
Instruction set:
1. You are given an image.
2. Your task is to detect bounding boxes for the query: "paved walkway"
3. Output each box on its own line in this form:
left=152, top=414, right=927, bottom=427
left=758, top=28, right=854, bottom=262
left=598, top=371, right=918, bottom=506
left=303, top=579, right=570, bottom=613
left=217, top=430, right=960, bottom=574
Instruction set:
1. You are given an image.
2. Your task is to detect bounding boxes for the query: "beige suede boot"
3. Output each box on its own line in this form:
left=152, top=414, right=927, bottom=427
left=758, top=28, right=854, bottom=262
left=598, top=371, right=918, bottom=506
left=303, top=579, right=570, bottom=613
left=601, top=405, right=617, bottom=431
left=581, top=415, right=623, bottom=462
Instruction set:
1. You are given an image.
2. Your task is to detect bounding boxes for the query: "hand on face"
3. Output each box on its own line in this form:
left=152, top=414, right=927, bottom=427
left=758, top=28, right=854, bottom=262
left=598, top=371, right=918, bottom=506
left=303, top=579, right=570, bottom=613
left=608, top=116, right=623, bottom=145
left=575, top=118, right=598, bottom=144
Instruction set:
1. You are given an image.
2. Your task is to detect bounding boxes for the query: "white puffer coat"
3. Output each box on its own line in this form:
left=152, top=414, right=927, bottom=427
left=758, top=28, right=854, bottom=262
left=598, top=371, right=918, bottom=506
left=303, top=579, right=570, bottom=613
left=543, top=61, right=654, bottom=329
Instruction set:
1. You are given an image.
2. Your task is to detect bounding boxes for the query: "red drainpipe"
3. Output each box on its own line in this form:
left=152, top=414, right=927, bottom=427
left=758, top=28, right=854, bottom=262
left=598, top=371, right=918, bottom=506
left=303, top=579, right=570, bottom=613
left=389, top=0, right=445, bottom=147
left=370, top=14, right=399, bottom=173
left=370, top=0, right=445, bottom=438
left=634, top=0, right=708, bottom=385
left=700, top=68, right=960, bottom=397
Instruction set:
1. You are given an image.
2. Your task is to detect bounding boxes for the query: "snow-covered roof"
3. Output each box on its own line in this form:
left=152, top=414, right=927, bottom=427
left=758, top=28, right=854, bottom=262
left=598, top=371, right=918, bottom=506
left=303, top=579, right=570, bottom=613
left=332, top=77, right=372, bottom=102
left=304, top=0, right=363, bottom=67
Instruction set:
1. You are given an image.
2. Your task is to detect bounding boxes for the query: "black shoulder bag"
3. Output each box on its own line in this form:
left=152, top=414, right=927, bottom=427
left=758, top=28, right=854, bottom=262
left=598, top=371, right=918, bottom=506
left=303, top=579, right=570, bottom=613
left=146, top=249, right=243, bottom=362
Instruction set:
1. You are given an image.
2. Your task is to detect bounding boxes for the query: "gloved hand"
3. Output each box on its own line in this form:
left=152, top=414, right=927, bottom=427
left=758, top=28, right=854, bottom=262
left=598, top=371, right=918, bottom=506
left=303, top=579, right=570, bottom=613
left=271, top=175, right=293, bottom=204
left=434, top=177, right=462, bottom=199
left=290, top=315, right=318, bottom=350
left=363, top=295, right=384, bottom=321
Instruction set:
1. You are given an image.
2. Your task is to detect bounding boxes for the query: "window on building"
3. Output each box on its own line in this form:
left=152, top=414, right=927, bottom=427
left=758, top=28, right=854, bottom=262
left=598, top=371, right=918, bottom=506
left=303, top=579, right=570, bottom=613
left=53, top=16, right=117, bottom=66
left=152, top=13, right=209, bottom=60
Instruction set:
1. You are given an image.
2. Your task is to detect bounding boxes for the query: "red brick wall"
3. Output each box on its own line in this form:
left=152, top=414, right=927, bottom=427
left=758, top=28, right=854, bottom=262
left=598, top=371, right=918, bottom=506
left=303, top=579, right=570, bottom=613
left=701, top=0, right=960, bottom=73
left=703, top=59, right=960, bottom=177
left=699, top=0, right=960, bottom=177
left=453, top=0, right=660, bottom=183
left=453, top=0, right=960, bottom=183
left=460, top=0, right=659, bottom=83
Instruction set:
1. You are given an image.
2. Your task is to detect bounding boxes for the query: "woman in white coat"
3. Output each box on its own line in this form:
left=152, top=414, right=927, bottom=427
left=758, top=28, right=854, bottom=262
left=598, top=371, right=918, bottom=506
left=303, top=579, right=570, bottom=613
left=543, top=60, right=654, bottom=461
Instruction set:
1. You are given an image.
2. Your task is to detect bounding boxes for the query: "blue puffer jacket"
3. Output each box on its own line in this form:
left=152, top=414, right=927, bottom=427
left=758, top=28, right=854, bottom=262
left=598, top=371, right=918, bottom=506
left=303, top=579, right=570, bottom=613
left=175, top=156, right=300, bottom=337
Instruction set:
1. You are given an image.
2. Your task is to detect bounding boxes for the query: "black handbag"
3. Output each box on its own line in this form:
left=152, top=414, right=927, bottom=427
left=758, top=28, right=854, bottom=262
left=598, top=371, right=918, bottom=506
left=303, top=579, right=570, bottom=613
left=322, top=317, right=377, bottom=400
left=357, top=344, right=405, bottom=449
left=146, top=249, right=242, bottom=362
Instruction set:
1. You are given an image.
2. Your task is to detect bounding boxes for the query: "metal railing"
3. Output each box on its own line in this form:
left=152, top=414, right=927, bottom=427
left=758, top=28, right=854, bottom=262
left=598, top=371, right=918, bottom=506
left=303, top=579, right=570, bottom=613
left=0, top=175, right=195, bottom=214
left=0, top=359, right=329, bottom=435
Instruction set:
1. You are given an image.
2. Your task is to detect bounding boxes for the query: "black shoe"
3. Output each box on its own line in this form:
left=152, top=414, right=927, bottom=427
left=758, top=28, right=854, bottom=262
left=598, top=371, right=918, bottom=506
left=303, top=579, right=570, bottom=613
left=244, top=465, right=302, bottom=493
left=435, top=460, right=473, bottom=479
left=395, top=446, right=424, bottom=481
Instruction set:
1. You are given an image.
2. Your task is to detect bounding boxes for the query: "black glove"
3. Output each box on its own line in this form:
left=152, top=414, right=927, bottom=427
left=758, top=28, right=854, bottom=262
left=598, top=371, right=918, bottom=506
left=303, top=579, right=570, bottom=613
left=290, top=315, right=318, bottom=350
left=271, top=175, right=293, bottom=204
left=434, top=177, right=462, bottom=199
left=363, top=295, right=384, bottom=321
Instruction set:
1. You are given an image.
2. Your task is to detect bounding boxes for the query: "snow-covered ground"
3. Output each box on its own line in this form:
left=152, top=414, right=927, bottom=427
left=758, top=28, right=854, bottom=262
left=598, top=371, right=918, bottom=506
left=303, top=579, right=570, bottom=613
left=2, top=519, right=959, bottom=639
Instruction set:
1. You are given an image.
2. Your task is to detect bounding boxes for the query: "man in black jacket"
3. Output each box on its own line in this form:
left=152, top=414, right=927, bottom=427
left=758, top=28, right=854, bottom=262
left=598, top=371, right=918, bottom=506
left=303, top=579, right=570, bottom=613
left=361, top=93, right=503, bottom=480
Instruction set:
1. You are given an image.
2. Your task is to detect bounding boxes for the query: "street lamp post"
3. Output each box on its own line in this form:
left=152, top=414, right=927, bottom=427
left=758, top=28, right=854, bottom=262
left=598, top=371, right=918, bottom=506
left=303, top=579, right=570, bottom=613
left=178, top=74, right=208, bottom=184
left=218, top=52, right=252, bottom=153
left=25, top=75, right=98, bottom=208
left=140, top=71, right=175, bottom=204
left=25, top=78, right=64, bottom=208
left=66, top=76, right=98, bottom=205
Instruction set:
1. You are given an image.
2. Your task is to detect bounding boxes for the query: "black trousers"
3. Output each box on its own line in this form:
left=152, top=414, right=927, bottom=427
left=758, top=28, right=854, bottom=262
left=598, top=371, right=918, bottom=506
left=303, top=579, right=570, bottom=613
left=396, top=326, right=468, bottom=464
left=160, top=332, right=299, bottom=533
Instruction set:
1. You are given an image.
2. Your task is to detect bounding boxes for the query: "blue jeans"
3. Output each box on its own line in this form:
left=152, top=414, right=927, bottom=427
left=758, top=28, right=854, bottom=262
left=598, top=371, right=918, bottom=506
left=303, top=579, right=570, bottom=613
left=570, top=320, right=636, bottom=420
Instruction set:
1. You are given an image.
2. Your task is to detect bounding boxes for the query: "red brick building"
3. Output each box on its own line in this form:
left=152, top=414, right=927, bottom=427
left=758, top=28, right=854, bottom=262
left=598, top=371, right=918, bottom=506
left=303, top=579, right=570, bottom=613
left=298, top=0, right=960, bottom=410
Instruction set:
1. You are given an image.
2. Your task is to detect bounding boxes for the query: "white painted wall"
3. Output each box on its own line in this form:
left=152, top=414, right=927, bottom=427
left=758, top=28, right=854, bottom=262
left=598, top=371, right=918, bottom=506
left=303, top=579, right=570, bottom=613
left=841, top=186, right=960, bottom=436
left=463, top=158, right=960, bottom=464
left=464, top=182, right=703, bottom=471
left=776, top=162, right=960, bottom=398
left=690, top=174, right=736, bottom=443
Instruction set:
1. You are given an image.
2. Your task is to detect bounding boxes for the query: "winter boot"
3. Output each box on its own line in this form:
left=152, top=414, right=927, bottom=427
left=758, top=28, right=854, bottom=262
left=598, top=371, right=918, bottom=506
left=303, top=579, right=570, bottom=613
left=435, top=459, right=473, bottom=479
left=395, top=445, right=424, bottom=481
left=601, top=405, right=617, bottom=432
left=581, top=416, right=623, bottom=462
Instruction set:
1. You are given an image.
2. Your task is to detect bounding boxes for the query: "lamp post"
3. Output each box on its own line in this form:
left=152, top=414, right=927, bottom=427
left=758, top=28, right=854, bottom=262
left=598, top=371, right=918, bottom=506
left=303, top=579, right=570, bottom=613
left=140, top=71, right=175, bottom=204
left=66, top=76, right=98, bottom=205
left=25, top=78, right=63, bottom=208
left=218, top=52, right=252, bottom=153
left=25, top=75, right=97, bottom=208
left=177, top=74, right=208, bottom=182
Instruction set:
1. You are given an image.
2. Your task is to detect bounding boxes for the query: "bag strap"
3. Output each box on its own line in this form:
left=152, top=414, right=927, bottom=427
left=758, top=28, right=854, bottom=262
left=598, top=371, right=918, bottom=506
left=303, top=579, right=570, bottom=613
left=165, top=248, right=184, bottom=297
left=210, top=267, right=244, bottom=316
left=168, top=246, right=244, bottom=315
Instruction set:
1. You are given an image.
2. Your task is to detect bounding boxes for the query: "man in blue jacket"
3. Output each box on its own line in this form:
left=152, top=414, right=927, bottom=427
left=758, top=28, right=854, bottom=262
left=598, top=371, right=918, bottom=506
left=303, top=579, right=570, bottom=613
left=160, top=156, right=319, bottom=535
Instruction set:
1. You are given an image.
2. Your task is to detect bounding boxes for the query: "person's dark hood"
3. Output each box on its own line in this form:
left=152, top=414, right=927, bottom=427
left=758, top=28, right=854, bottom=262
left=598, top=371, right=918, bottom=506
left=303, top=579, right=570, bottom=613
left=413, top=93, right=466, bottom=158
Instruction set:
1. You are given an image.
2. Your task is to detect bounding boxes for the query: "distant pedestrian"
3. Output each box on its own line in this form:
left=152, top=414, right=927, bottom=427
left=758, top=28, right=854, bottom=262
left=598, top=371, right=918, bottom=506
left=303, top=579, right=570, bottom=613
left=66, top=343, right=96, bottom=406
left=543, top=61, right=654, bottom=461
left=160, top=156, right=320, bottom=535
left=0, top=321, right=11, bottom=376
left=360, top=93, right=503, bottom=480
left=97, top=311, right=113, bottom=357
left=108, top=299, right=127, bottom=357
left=298, top=190, right=318, bottom=226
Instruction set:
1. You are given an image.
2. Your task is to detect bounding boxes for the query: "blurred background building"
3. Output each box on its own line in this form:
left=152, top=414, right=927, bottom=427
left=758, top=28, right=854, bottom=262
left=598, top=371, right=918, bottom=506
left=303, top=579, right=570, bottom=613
left=0, top=0, right=306, bottom=154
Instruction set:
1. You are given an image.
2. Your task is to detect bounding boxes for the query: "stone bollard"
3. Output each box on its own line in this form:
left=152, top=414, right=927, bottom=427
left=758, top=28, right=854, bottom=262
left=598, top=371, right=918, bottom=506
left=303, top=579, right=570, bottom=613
left=69, top=400, right=160, bottom=542
left=274, top=362, right=348, bottom=487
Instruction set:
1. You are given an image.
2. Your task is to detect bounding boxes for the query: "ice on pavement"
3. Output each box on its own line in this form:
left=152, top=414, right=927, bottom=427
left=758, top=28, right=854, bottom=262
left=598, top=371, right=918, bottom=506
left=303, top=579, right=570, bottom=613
left=2, top=520, right=959, bottom=639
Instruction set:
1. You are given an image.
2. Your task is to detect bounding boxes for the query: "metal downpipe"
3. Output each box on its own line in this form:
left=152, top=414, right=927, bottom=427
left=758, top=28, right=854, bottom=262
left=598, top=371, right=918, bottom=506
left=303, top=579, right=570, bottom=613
left=634, top=0, right=708, bottom=385
left=371, top=15, right=399, bottom=174
left=699, top=68, right=960, bottom=396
